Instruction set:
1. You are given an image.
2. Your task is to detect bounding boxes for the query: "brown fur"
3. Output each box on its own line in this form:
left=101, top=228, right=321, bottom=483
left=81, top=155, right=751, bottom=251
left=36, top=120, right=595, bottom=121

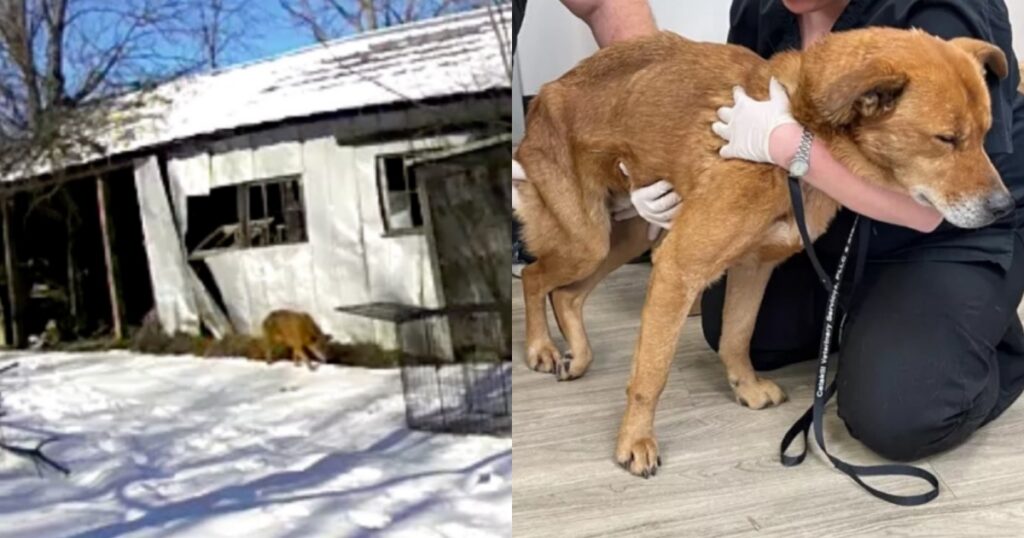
left=262, top=310, right=330, bottom=370
left=514, top=28, right=1010, bottom=477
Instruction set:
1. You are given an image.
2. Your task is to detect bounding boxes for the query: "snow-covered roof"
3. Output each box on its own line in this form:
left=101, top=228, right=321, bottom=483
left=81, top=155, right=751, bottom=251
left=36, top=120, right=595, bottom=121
left=24, top=5, right=511, bottom=180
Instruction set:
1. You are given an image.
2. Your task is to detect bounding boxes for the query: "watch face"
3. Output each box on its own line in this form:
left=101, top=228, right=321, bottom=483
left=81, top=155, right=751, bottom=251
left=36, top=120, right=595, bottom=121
left=791, top=160, right=809, bottom=177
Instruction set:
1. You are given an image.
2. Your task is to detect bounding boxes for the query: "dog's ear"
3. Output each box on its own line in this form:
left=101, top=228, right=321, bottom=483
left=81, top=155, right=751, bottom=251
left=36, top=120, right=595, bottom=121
left=820, top=60, right=908, bottom=126
left=949, top=37, right=1008, bottom=80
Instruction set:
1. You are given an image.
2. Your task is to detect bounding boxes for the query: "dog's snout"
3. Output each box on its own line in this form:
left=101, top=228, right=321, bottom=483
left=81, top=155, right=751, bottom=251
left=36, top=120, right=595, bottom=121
left=986, top=191, right=1014, bottom=219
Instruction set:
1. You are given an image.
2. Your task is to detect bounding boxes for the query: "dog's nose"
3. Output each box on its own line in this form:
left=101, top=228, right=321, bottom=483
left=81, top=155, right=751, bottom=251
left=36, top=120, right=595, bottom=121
left=985, top=191, right=1014, bottom=219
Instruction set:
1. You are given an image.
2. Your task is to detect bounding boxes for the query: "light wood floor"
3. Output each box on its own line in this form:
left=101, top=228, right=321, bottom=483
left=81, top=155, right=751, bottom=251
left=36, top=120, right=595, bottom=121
left=513, top=264, right=1024, bottom=538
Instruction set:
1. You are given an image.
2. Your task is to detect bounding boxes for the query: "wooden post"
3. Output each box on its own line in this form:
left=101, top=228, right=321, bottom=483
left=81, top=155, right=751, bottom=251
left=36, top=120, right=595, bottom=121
left=237, top=186, right=250, bottom=247
left=97, top=178, right=124, bottom=340
left=2, top=197, right=26, bottom=348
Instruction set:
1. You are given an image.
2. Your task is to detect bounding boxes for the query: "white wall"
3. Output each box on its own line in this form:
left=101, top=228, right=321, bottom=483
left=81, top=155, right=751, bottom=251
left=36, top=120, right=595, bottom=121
left=1008, top=0, right=1024, bottom=61
left=517, top=0, right=1024, bottom=95
left=516, top=1, right=731, bottom=95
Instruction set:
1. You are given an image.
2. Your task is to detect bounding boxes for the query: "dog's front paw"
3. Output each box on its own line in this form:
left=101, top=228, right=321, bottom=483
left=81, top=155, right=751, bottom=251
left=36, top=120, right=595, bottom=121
left=615, top=431, right=661, bottom=478
left=732, top=376, right=787, bottom=409
left=526, top=341, right=560, bottom=373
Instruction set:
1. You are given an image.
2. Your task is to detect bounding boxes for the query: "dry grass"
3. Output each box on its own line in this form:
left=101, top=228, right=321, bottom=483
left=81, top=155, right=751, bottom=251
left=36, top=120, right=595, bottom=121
left=37, top=310, right=409, bottom=369
left=122, top=325, right=401, bottom=369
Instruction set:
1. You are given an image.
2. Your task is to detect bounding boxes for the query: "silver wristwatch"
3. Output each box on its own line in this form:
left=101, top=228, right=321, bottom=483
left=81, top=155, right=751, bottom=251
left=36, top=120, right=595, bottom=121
left=788, top=128, right=814, bottom=178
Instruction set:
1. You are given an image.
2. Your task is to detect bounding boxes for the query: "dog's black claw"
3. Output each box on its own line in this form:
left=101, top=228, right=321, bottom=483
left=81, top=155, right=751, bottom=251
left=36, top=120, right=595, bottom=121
left=651, top=466, right=657, bottom=476
left=657, top=456, right=662, bottom=467
left=642, top=470, right=650, bottom=479
left=738, top=397, right=749, bottom=408
left=555, top=352, right=574, bottom=381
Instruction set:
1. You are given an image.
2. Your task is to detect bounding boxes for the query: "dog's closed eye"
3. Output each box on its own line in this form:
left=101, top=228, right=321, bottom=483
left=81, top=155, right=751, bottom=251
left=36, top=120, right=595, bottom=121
left=935, top=134, right=958, bottom=148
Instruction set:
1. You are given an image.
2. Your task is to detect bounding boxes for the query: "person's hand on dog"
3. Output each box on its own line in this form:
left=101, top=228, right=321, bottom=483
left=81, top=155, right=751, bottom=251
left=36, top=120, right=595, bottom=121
left=713, top=77, right=798, bottom=165
left=625, top=180, right=680, bottom=241
left=615, top=163, right=679, bottom=241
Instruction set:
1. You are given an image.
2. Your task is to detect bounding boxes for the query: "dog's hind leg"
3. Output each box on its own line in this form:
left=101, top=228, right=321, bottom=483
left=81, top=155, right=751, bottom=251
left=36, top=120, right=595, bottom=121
left=303, top=345, right=324, bottom=371
left=516, top=144, right=611, bottom=374
left=550, top=216, right=655, bottom=381
left=718, top=260, right=786, bottom=409
left=293, top=347, right=310, bottom=368
left=522, top=246, right=606, bottom=373
left=521, top=263, right=561, bottom=372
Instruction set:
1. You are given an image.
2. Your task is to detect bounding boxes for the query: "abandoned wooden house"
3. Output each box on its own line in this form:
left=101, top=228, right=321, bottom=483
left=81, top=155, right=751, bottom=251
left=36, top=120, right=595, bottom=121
left=0, top=6, right=512, bottom=358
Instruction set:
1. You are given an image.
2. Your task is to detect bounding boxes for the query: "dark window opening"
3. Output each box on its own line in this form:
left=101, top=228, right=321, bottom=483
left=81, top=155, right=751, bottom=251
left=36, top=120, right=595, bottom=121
left=377, top=154, right=423, bottom=233
left=186, top=175, right=307, bottom=258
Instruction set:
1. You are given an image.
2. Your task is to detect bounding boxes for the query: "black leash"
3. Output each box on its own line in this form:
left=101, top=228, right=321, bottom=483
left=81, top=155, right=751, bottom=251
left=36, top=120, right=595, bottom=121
left=780, top=175, right=940, bottom=506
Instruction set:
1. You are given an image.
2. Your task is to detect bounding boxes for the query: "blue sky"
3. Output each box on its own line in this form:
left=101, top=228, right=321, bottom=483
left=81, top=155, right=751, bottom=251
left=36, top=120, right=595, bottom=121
left=228, top=0, right=321, bottom=65
left=59, top=0, right=485, bottom=96
left=222, top=0, right=482, bottom=67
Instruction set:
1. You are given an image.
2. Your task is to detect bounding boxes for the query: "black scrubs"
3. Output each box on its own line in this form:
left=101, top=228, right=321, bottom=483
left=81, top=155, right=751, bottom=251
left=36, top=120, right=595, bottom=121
left=513, top=0, right=527, bottom=55
left=702, top=0, right=1024, bottom=461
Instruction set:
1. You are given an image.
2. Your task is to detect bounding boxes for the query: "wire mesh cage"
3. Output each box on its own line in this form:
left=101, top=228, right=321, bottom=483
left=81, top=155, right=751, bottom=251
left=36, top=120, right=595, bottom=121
left=398, top=306, right=510, bottom=436
left=399, top=359, right=511, bottom=435
left=400, top=355, right=511, bottom=435
left=336, top=302, right=511, bottom=436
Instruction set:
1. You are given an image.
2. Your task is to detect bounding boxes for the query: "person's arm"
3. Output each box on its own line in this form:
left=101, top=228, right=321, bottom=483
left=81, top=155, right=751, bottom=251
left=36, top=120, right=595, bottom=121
left=559, top=0, right=657, bottom=47
left=714, top=79, right=943, bottom=232
left=768, top=124, right=943, bottom=232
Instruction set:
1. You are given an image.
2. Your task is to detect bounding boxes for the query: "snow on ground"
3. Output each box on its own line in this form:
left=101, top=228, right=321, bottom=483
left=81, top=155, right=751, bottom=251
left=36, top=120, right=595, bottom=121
left=0, top=351, right=510, bottom=537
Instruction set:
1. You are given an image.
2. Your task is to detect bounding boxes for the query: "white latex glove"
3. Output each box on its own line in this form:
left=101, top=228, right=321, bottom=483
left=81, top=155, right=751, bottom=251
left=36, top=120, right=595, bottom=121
left=712, top=77, right=798, bottom=164
left=512, top=158, right=526, bottom=211
left=629, top=180, right=680, bottom=241
left=616, top=162, right=679, bottom=241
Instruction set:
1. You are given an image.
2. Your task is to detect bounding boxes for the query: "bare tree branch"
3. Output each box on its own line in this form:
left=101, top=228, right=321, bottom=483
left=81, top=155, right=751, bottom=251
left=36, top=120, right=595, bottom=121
left=281, top=0, right=484, bottom=39
left=0, top=0, right=262, bottom=181
left=42, top=0, right=68, bottom=108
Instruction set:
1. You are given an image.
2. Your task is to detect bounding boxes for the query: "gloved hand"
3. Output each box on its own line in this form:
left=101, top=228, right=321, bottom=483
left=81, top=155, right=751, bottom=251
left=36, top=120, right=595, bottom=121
left=712, top=77, right=798, bottom=165
left=614, top=162, right=679, bottom=241
left=625, top=180, right=680, bottom=241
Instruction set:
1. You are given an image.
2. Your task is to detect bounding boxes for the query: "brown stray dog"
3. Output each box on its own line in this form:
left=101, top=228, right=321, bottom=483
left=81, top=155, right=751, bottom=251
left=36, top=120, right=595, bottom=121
left=514, top=28, right=1011, bottom=477
left=262, top=309, right=330, bottom=370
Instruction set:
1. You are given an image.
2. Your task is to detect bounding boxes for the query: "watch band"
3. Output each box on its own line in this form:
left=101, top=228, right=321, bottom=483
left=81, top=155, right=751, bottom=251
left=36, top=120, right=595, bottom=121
left=788, top=128, right=814, bottom=178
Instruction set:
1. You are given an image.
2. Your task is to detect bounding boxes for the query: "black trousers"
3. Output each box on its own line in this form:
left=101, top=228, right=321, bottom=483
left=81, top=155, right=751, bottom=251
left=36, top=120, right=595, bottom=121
left=702, top=223, right=1024, bottom=462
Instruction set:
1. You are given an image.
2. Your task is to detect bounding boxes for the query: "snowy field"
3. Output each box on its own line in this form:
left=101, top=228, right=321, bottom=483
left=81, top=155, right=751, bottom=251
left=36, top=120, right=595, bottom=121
left=0, top=351, right=510, bottom=537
